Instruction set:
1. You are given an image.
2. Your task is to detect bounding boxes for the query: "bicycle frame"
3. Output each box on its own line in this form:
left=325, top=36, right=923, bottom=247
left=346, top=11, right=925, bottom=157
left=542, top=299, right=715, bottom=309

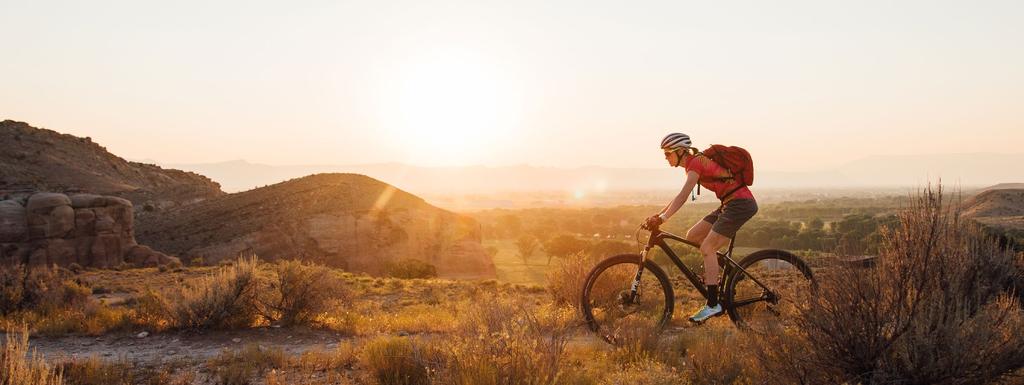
left=628, top=226, right=777, bottom=308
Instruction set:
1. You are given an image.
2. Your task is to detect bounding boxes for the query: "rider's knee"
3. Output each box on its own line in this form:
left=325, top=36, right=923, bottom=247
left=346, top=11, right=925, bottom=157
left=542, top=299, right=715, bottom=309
left=686, top=226, right=708, bottom=243
left=699, top=242, right=718, bottom=256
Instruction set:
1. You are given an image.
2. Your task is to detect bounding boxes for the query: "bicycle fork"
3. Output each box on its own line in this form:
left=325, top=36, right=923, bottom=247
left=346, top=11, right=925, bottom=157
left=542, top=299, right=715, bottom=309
left=627, top=246, right=652, bottom=304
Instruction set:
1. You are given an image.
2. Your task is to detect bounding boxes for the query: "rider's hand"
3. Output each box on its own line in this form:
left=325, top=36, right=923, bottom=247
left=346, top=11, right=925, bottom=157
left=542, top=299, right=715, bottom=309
left=643, top=215, right=664, bottom=230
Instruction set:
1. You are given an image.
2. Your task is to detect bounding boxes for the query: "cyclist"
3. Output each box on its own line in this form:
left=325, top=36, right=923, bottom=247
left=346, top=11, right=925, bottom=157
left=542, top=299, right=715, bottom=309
left=645, top=133, right=758, bottom=323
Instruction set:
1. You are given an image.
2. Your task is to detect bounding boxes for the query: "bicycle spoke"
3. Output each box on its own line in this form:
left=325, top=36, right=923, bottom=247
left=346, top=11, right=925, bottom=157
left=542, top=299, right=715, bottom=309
left=583, top=258, right=672, bottom=345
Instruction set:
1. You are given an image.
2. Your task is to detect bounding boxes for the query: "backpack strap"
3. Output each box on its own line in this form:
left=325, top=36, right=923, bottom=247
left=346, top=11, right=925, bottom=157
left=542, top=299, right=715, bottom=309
left=693, top=152, right=747, bottom=203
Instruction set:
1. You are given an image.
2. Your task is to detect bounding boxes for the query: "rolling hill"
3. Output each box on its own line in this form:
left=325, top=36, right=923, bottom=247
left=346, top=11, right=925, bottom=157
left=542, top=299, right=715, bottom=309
left=0, top=120, right=223, bottom=208
left=136, top=173, right=495, bottom=278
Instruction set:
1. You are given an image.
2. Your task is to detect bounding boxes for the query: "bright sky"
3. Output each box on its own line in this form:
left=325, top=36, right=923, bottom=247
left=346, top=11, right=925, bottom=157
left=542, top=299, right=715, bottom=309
left=2, top=0, right=1022, bottom=171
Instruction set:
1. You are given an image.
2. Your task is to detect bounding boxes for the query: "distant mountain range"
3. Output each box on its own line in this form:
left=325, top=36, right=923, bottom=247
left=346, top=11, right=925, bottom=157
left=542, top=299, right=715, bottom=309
left=163, top=153, right=1024, bottom=195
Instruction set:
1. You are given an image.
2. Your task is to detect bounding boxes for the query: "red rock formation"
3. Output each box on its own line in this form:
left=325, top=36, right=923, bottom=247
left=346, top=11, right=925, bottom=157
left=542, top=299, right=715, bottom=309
left=0, top=192, right=177, bottom=268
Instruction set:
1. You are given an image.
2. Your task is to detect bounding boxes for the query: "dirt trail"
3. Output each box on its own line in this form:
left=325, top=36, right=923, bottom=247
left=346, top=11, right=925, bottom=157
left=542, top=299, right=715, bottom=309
left=21, top=326, right=350, bottom=364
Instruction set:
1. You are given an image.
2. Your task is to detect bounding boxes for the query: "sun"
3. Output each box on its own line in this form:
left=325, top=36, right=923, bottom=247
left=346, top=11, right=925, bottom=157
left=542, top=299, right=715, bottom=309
left=374, top=50, right=522, bottom=165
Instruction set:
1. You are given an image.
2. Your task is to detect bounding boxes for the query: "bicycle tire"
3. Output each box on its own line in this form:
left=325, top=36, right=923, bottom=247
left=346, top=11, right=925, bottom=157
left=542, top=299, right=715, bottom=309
left=581, top=254, right=674, bottom=344
left=724, top=249, right=814, bottom=333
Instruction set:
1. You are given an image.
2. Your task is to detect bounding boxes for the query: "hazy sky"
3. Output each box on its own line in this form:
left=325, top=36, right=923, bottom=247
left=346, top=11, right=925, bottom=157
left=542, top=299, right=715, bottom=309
left=2, top=0, right=1022, bottom=171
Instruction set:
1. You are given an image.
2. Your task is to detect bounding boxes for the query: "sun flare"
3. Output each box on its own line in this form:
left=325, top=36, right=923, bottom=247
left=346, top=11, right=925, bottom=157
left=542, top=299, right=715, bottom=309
left=373, top=50, right=522, bottom=165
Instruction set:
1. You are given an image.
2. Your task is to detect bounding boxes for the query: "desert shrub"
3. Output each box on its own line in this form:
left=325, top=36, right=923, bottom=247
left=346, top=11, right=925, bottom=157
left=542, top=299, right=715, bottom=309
left=0, top=264, right=26, bottom=315
left=32, top=301, right=129, bottom=336
left=0, top=264, right=117, bottom=335
left=755, top=186, right=1024, bottom=385
left=383, top=259, right=437, bottom=279
left=546, top=251, right=599, bottom=307
left=434, top=296, right=573, bottom=385
left=0, top=326, right=63, bottom=385
left=360, top=336, right=436, bottom=385
left=259, top=259, right=349, bottom=326
left=166, top=256, right=261, bottom=329
left=128, top=290, right=175, bottom=331
left=0, top=264, right=88, bottom=315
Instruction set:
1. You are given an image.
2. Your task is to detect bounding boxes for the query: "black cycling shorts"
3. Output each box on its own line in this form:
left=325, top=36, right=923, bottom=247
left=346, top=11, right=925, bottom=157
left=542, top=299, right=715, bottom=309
left=701, top=198, right=758, bottom=238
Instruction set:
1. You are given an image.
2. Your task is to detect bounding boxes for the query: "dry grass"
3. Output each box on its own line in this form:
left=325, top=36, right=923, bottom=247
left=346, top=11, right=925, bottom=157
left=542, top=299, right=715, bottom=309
left=684, top=326, right=746, bottom=385
left=0, top=264, right=136, bottom=336
left=208, top=343, right=288, bottom=385
left=359, top=335, right=436, bottom=385
left=1, top=325, right=63, bottom=385
left=60, top=356, right=134, bottom=385
left=435, top=296, right=574, bottom=385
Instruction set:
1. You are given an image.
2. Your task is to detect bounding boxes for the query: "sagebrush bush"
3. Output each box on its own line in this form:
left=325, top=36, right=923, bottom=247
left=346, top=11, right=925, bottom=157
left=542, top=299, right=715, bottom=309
left=383, top=259, right=438, bottom=279
left=0, top=264, right=122, bottom=335
left=0, top=264, right=88, bottom=316
left=1, top=325, right=63, bottom=385
left=166, top=256, right=261, bottom=329
left=259, top=259, right=349, bottom=326
left=546, top=251, right=599, bottom=306
left=755, top=186, right=1024, bottom=385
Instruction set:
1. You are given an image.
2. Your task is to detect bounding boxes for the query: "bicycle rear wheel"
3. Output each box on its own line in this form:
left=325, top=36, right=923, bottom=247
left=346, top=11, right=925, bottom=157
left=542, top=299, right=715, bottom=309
left=724, top=249, right=814, bottom=333
left=581, top=254, right=674, bottom=344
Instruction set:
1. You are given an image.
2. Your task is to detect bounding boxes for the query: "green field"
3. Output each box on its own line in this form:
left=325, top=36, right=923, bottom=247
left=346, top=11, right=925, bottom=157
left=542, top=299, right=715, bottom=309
left=486, top=239, right=555, bottom=285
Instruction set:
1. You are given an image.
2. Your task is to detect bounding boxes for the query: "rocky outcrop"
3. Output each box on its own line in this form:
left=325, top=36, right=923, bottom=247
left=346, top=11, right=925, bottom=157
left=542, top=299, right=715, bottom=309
left=136, top=173, right=496, bottom=278
left=0, top=120, right=223, bottom=209
left=0, top=192, right=178, bottom=267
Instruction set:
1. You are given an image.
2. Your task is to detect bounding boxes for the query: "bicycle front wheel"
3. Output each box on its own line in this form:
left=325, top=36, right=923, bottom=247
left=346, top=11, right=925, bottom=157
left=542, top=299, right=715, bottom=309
left=724, top=249, right=815, bottom=333
left=581, top=254, right=674, bottom=344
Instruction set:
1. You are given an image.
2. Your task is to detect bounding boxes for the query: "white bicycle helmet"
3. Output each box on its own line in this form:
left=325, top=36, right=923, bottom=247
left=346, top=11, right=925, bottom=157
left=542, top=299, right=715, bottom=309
left=660, top=133, right=692, bottom=151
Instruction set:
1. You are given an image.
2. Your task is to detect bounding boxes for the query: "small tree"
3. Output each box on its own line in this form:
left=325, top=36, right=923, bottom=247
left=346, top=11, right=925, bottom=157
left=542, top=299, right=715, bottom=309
left=543, top=234, right=589, bottom=265
left=516, top=235, right=540, bottom=265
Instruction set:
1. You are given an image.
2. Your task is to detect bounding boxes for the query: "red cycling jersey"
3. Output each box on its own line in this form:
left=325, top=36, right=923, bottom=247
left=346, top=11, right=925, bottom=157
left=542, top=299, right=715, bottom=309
left=683, top=154, right=755, bottom=203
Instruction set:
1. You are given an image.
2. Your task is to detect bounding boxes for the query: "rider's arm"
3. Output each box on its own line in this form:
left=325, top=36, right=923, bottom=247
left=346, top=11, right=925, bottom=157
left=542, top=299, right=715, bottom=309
left=658, top=170, right=700, bottom=221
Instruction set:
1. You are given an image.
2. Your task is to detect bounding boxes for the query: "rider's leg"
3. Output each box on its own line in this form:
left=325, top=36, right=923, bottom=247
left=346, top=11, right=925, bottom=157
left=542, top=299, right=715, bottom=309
left=689, top=229, right=731, bottom=322
left=685, top=219, right=714, bottom=244
left=699, top=230, right=731, bottom=285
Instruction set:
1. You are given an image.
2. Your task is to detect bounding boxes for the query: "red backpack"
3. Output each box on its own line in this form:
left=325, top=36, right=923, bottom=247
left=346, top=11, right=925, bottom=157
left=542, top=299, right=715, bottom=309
left=702, top=144, right=754, bottom=186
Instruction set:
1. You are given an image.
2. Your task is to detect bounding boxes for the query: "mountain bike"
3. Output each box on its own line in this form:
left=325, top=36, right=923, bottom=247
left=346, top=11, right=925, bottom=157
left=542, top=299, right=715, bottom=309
left=581, top=221, right=815, bottom=343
